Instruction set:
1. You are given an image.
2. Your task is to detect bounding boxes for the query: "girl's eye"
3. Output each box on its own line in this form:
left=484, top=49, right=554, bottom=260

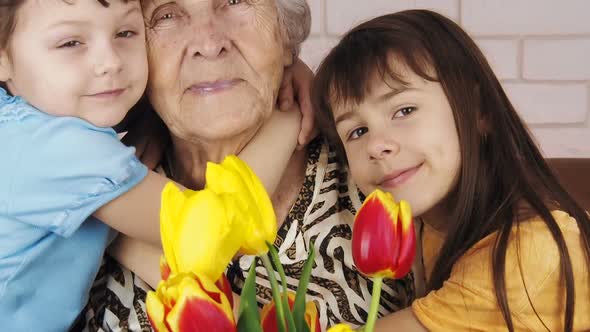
left=393, top=106, right=416, bottom=118
left=116, top=30, right=137, bottom=38
left=348, top=127, right=368, bottom=140
left=57, top=40, right=82, bottom=48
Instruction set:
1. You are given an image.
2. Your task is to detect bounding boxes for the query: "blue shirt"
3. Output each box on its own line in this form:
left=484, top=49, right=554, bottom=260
left=0, top=88, right=148, bottom=331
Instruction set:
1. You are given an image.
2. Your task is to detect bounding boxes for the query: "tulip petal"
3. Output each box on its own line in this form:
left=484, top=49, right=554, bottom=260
left=352, top=190, right=399, bottom=278
left=327, top=324, right=354, bottom=332
left=304, top=301, right=321, bottom=332
left=393, top=200, right=416, bottom=279
left=148, top=273, right=235, bottom=332
left=209, top=155, right=277, bottom=256
left=160, top=182, right=188, bottom=275
left=146, top=291, right=171, bottom=332
left=216, top=273, right=234, bottom=309
left=160, top=256, right=171, bottom=281
left=261, top=292, right=295, bottom=332
left=224, top=157, right=278, bottom=249
left=177, top=189, right=244, bottom=282
left=351, top=190, right=416, bottom=280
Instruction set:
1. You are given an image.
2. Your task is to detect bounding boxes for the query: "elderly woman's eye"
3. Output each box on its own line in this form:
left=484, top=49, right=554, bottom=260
left=157, top=12, right=175, bottom=21
left=228, top=0, right=242, bottom=5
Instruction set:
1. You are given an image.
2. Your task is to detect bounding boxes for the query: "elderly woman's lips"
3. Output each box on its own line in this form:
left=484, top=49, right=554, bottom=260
left=188, top=79, right=242, bottom=94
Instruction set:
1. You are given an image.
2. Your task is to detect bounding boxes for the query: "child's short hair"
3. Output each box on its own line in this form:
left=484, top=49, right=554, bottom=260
left=0, top=0, right=134, bottom=50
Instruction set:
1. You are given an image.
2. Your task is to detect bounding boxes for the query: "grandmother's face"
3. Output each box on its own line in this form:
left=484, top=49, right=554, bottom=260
left=142, top=0, right=292, bottom=142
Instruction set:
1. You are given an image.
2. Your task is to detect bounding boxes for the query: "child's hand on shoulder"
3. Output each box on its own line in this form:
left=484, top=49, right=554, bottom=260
left=278, top=57, right=317, bottom=149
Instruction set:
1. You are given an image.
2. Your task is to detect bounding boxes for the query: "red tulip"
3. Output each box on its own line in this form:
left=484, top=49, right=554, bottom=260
left=159, top=257, right=234, bottom=311
left=260, top=292, right=321, bottom=332
left=351, top=189, right=415, bottom=279
left=160, top=256, right=171, bottom=281
left=215, top=273, right=234, bottom=309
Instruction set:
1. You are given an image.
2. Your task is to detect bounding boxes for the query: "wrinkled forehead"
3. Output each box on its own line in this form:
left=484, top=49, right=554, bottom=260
left=140, top=0, right=275, bottom=11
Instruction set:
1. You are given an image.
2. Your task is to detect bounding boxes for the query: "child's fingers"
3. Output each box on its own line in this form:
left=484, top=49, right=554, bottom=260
left=297, top=84, right=317, bottom=147
left=278, top=69, right=295, bottom=111
left=291, top=59, right=317, bottom=147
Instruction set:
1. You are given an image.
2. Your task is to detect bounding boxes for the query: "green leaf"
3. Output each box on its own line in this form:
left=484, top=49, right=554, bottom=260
left=261, top=253, right=287, bottom=332
left=268, top=245, right=296, bottom=332
left=237, top=259, right=263, bottom=332
left=293, top=242, right=316, bottom=332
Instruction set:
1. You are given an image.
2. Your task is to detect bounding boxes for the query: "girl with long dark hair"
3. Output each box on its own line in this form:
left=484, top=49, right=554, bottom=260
left=314, top=10, right=590, bottom=331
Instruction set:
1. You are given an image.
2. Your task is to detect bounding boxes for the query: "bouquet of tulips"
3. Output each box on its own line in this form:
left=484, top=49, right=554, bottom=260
left=146, top=156, right=415, bottom=332
left=146, top=156, right=319, bottom=332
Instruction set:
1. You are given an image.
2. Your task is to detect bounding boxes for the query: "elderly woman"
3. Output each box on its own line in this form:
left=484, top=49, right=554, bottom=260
left=82, top=0, right=415, bottom=331
left=83, top=1, right=590, bottom=331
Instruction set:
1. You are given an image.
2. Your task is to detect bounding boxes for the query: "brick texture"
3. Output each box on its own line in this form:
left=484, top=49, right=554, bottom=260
left=300, top=0, right=590, bottom=157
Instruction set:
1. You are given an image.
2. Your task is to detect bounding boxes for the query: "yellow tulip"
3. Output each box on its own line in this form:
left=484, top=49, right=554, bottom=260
left=327, top=323, right=355, bottom=332
left=159, top=182, right=245, bottom=282
left=206, top=155, right=277, bottom=255
left=147, top=272, right=236, bottom=332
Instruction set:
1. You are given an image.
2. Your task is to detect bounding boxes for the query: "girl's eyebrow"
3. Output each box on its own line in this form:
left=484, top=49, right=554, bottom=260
left=122, top=6, right=143, bottom=18
left=46, top=6, right=142, bottom=30
left=371, top=86, right=417, bottom=104
left=335, top=110, right=356, bottom=126
left=334, top=87, right=418, bottom=125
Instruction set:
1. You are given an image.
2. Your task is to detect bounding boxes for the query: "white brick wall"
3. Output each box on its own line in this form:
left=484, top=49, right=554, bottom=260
left=300, top=0, right=590, bottom=158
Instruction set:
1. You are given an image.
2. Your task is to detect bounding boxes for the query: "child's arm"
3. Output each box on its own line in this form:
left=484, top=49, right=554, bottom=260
left=107, top=233, right=162, bottom=288
left=106, top=110, right=301, bottom=286
left=98, top=111, right=300, bottom=255
left=93, top=170, right=180, bottom=247
left=239, top=109, right=302, bottom=195
left=278, top=57, right=317, bottom=148
left=374, top=308, right=427, bottom=332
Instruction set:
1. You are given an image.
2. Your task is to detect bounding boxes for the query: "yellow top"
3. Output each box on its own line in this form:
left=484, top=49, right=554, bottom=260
left=412, top=210, right=590, bottom=331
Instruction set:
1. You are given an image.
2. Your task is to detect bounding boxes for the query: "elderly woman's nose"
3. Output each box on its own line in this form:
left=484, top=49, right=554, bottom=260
left=188, top=14, right=232, bottom=59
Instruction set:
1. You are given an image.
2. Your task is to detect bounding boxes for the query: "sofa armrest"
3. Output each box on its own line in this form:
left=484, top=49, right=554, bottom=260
left=547, top=158, right=590, bottom=212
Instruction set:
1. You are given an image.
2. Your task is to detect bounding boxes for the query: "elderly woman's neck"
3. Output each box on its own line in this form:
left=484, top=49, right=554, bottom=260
left=167, top=134, right=253, bottom=190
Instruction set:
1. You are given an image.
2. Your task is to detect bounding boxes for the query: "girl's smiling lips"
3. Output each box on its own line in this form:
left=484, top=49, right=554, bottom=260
left=86, top=88, right=126, bottom=98
left=379, top=163, right=423, bottom=188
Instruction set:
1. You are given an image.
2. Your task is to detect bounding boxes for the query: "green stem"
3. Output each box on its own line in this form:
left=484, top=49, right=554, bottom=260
left=364, top=277, right=383, bottom=332
left=268, top=245, right=296, bottom=332
left=261, top=253, right=287, bottom=332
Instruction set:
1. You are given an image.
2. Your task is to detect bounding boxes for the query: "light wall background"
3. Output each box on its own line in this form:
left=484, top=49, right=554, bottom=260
left=299, top=0, right=590, bottom=158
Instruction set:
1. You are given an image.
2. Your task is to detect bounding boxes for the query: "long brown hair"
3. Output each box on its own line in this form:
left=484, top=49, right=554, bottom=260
left=312, top=10, right=590, bottom=331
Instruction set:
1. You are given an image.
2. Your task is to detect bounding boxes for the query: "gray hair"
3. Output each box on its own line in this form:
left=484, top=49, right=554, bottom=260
left=276, top=0, right=311, bottom=56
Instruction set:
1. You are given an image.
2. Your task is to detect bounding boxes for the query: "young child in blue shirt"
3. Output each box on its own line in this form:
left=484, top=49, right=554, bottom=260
left=0, top=1, right=306, bottom=330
